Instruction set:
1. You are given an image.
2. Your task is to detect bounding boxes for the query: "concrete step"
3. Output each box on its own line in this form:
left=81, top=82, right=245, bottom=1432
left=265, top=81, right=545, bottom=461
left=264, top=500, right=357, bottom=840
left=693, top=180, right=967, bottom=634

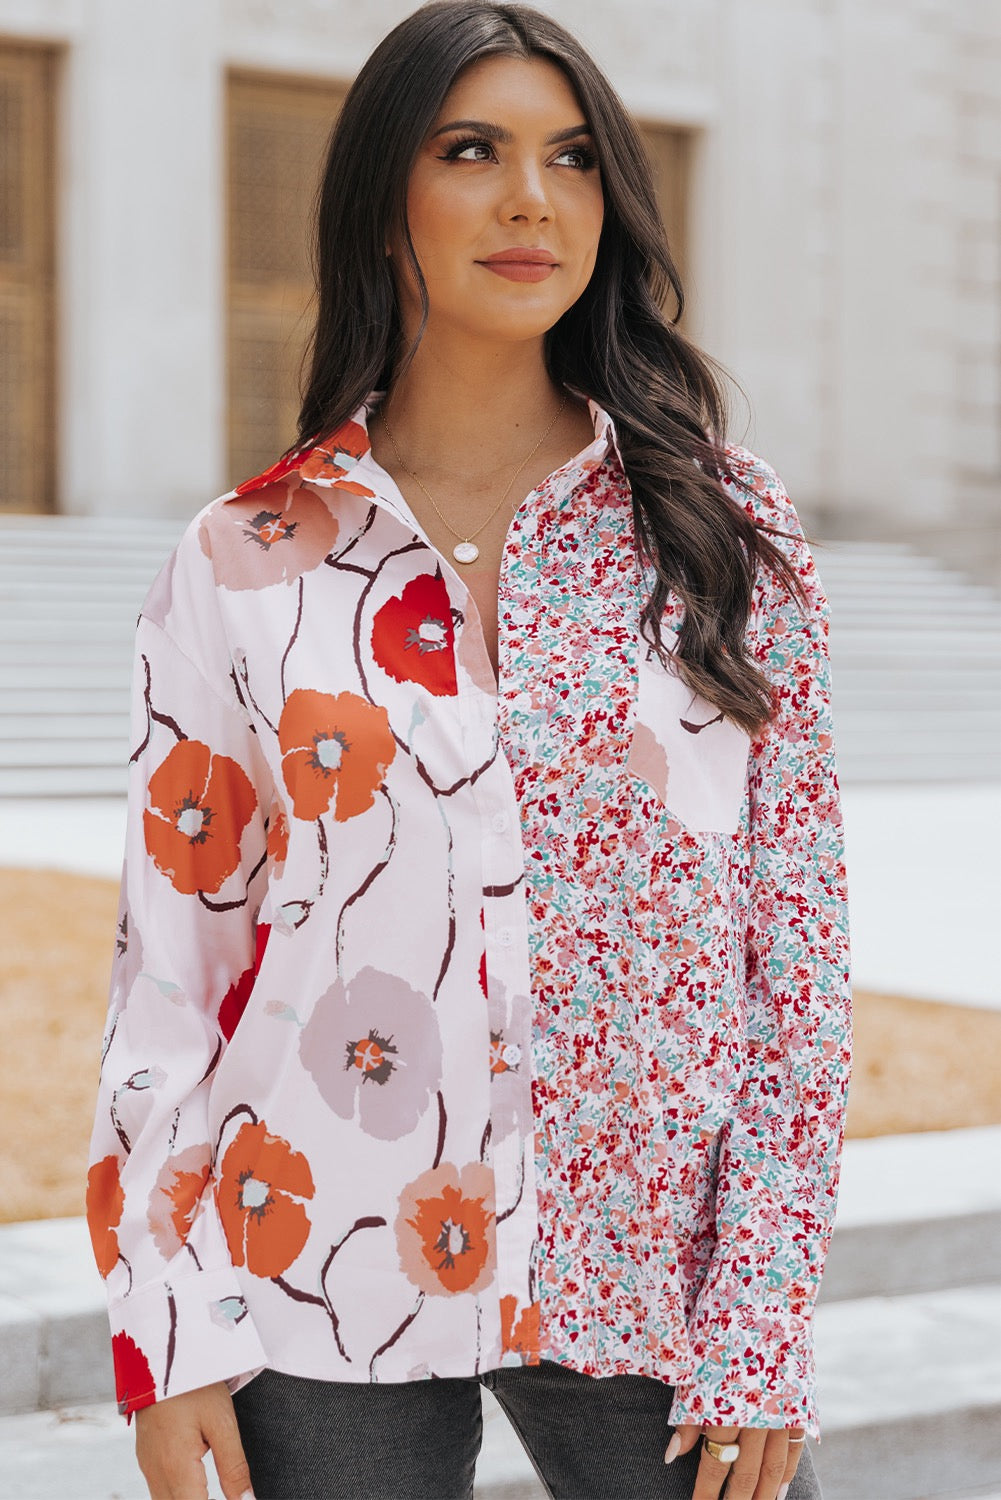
left=0, top=530, right=181, bottom=552
left=826, top=608, right=1001, bottom=629
left=822, top=584, right=1000, bottom=605
left=834, top=747, right=1001, bottom=769
left=0, top=569, right=162, bottom=592
left=821, top=1127, right=1001, bottom=1304
left=830, top=644, right=1001, bottom=663
left=818, top=569, right=999, bottom=589
left=0, top=552, right=174, bottom=573
left=816, top=541, right=983, bottom=567
left=812, top=1286, right=1001, bottom=1500
left=836, top=753, right=1001, bottom=772
left=818, top=558, right=993, bottom=580
left=833, top=685, right=1001, bottom=704
left=0, top=656, right=135, bottom=677
left=834, top=765, right=1000, bottom=786
left=836, top=767, right=999, bottom=786
left=0, top=667, right=133, bottom=690
left=830, top=662, right=999, bottom=679
left=0, top=555, right=172, bottom=579
left=1, top=602, right=150, bottom=623
left=0, top=689, right=129, bottom=715
left=834, top=699, right=1001, bottom=718
left=813, top=1130, right=1001, bottom=1498
left=0, top=766, right=128, bottom=797
left=0, top=1218, right=115, bottom=1417
left=828, top=633, right=1001, bottom=654
left=0, top=716, right=129, bottom=741
left=818, top=561, right=998, bottom=585
left=0, top=643, right=135, bottom=663
left=0, top=741, right=129, bottom=769
left=832, top=713, right=1001, bottom=737
left=837, top=741, right=1000, bottom=761
left=0, top=621, right=141, bottom=644
left=0, top=513, right=182, bottom=530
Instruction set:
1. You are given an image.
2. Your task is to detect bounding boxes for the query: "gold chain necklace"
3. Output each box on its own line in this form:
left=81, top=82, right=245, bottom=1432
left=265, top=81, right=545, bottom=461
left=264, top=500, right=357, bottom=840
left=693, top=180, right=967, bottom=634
left=378, top=394, right=568, bottom=565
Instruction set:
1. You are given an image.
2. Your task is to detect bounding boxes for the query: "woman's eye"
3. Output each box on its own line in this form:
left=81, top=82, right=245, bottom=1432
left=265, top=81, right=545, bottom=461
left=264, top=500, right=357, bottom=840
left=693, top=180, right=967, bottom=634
left=441, top=139, right=494, bottom=162
left=554, top=144, right=597, bottom=170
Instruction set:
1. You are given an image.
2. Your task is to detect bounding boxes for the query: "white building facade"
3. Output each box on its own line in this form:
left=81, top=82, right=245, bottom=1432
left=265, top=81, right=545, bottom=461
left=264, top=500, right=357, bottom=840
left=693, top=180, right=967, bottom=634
left=1, top=0, right=998, bottom=574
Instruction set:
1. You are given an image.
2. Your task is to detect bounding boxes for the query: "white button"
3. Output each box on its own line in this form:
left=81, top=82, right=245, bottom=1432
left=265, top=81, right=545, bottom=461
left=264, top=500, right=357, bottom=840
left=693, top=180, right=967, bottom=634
left=497, top=927, right=514, bottom=947
left=502, top=1043, right=522, bottom=1067
left=491, top=812, right=509, bottom=834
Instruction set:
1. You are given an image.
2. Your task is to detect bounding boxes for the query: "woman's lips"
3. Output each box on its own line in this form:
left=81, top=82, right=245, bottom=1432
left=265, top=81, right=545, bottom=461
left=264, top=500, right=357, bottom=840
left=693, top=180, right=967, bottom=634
left=478, top=249, right=558, bottom=283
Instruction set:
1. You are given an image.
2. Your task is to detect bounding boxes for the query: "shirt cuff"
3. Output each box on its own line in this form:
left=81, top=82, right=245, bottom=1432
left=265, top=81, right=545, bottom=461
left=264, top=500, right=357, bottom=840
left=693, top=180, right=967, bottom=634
left=669, top=1303, right=819, bottom=1438
left=108, top=1265, right=269, bottom=1422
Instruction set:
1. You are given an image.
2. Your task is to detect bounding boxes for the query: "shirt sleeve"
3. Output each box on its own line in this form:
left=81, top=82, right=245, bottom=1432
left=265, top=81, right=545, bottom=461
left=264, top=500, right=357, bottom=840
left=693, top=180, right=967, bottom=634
left=668, top=456, right=853, bottom=1438
left=86, top=608, right=271, bottom=1422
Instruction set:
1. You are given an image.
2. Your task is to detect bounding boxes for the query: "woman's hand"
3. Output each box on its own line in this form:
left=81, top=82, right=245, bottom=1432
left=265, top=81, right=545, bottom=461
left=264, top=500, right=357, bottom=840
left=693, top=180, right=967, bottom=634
left=665, top=1422, right=805, bottom=1499
left=134, top=1381, right=255, bottom=1500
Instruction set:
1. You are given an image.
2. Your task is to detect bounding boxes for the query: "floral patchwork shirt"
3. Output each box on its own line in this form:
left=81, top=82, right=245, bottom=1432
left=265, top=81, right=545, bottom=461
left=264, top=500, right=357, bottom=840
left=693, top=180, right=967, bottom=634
left=86, top=395, right=852, bottom=1437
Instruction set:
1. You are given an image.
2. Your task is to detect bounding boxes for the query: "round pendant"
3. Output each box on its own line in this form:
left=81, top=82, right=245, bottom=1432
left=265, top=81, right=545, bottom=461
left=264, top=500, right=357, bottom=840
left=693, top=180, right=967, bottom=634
left=453, top=541, right=479, bottom=565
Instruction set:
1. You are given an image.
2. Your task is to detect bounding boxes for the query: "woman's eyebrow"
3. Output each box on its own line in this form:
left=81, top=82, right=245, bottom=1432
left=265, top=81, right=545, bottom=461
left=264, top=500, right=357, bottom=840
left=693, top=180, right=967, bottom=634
left=429, top=118, right=591, bottom=144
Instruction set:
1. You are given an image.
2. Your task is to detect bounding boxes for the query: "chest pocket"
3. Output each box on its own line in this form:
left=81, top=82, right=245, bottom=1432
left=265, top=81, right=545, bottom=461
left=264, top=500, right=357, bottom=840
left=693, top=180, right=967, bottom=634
left=626, top=639, right=750, bottom=834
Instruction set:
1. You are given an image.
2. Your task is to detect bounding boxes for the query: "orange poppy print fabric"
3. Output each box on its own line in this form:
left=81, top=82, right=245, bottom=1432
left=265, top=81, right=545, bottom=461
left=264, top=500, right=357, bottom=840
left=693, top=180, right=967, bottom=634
left=143, top=739, right=257, bottom=895
left=216, top=1121, right=315, bottom=1279
left=277, top=689, right=396, bottom=822
left=87, top=396, right=850, bottom=1438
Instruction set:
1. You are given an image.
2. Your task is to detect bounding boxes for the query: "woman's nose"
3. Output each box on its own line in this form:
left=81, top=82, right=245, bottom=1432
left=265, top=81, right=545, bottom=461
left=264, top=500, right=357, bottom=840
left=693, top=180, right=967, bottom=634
left=500, top=160, right=552, bottom=222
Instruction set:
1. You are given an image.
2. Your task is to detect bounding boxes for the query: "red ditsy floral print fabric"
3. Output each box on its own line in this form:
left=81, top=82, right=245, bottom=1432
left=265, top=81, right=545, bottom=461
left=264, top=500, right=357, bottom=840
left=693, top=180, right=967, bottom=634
left=87, top=395, right=850, bottom=1435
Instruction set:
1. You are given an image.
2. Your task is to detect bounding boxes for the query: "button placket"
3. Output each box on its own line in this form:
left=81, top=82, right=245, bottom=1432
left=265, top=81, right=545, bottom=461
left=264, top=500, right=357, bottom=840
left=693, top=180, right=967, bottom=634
left=474, top=751, right=536, bottom=1307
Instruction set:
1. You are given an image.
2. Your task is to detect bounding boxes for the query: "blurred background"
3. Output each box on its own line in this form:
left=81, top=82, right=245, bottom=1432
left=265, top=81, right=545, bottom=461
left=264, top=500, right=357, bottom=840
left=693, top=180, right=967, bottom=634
left=0, top=2, right=998, bottom=1498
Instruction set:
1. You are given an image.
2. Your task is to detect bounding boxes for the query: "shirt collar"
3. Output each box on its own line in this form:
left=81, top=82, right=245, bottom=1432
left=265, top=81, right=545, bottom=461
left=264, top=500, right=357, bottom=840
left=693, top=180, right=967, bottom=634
left=584, top=397, right=625, bottom=473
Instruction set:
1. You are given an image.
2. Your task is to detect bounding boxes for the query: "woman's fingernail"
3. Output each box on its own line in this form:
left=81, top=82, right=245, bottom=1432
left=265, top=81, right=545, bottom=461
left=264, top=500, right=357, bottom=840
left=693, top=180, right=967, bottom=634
left=778, top=1485, right=790, bottom=1500
left=240, top=1492, right=256, bottom=1500
left=664, top=1432, right=681, bottom=1464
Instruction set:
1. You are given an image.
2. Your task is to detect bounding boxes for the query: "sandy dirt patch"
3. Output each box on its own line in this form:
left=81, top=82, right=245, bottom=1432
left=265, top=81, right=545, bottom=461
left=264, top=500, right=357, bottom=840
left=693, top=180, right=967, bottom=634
left=2, top=867, right=999, bottom=1225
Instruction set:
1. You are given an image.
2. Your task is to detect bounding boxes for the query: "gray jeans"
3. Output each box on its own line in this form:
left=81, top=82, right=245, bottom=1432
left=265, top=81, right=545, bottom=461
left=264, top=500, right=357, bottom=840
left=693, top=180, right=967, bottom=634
left=231, top=1359, right=823, bottom=1499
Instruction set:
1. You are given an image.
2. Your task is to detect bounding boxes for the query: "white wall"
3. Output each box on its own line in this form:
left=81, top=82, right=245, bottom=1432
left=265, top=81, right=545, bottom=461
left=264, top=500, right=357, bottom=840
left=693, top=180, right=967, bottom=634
left=954, top=1, right=1001, bottom=535
left=1, top=0, right=225, bottom=516
left=0, top=0, right=997, bottom=544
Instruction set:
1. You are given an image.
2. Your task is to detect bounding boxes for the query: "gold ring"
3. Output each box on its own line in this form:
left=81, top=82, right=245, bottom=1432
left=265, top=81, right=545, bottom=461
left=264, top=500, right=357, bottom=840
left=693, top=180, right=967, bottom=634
left=703, top=1437, right=741, bottom=1464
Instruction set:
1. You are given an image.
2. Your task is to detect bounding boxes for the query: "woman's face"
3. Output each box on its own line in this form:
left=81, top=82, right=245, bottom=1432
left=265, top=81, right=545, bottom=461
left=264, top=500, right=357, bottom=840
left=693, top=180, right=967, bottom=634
left=394, top=54, right=604, bottom=347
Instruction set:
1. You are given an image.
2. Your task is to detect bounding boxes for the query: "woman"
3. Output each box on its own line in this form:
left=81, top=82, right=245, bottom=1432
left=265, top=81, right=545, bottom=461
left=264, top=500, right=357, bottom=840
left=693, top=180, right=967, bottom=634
left=86, top=4, right=851, bottom=1498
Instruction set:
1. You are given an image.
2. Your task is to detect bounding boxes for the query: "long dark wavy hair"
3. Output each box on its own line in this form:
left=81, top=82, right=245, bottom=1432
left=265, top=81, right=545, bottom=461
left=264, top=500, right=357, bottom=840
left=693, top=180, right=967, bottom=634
left=298, top=0, right=807, bottom=735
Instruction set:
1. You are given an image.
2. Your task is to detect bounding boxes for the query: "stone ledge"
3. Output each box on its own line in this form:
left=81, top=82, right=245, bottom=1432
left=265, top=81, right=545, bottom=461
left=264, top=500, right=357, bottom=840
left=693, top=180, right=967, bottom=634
left=813, top=1404, right=1001, bottom=1500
